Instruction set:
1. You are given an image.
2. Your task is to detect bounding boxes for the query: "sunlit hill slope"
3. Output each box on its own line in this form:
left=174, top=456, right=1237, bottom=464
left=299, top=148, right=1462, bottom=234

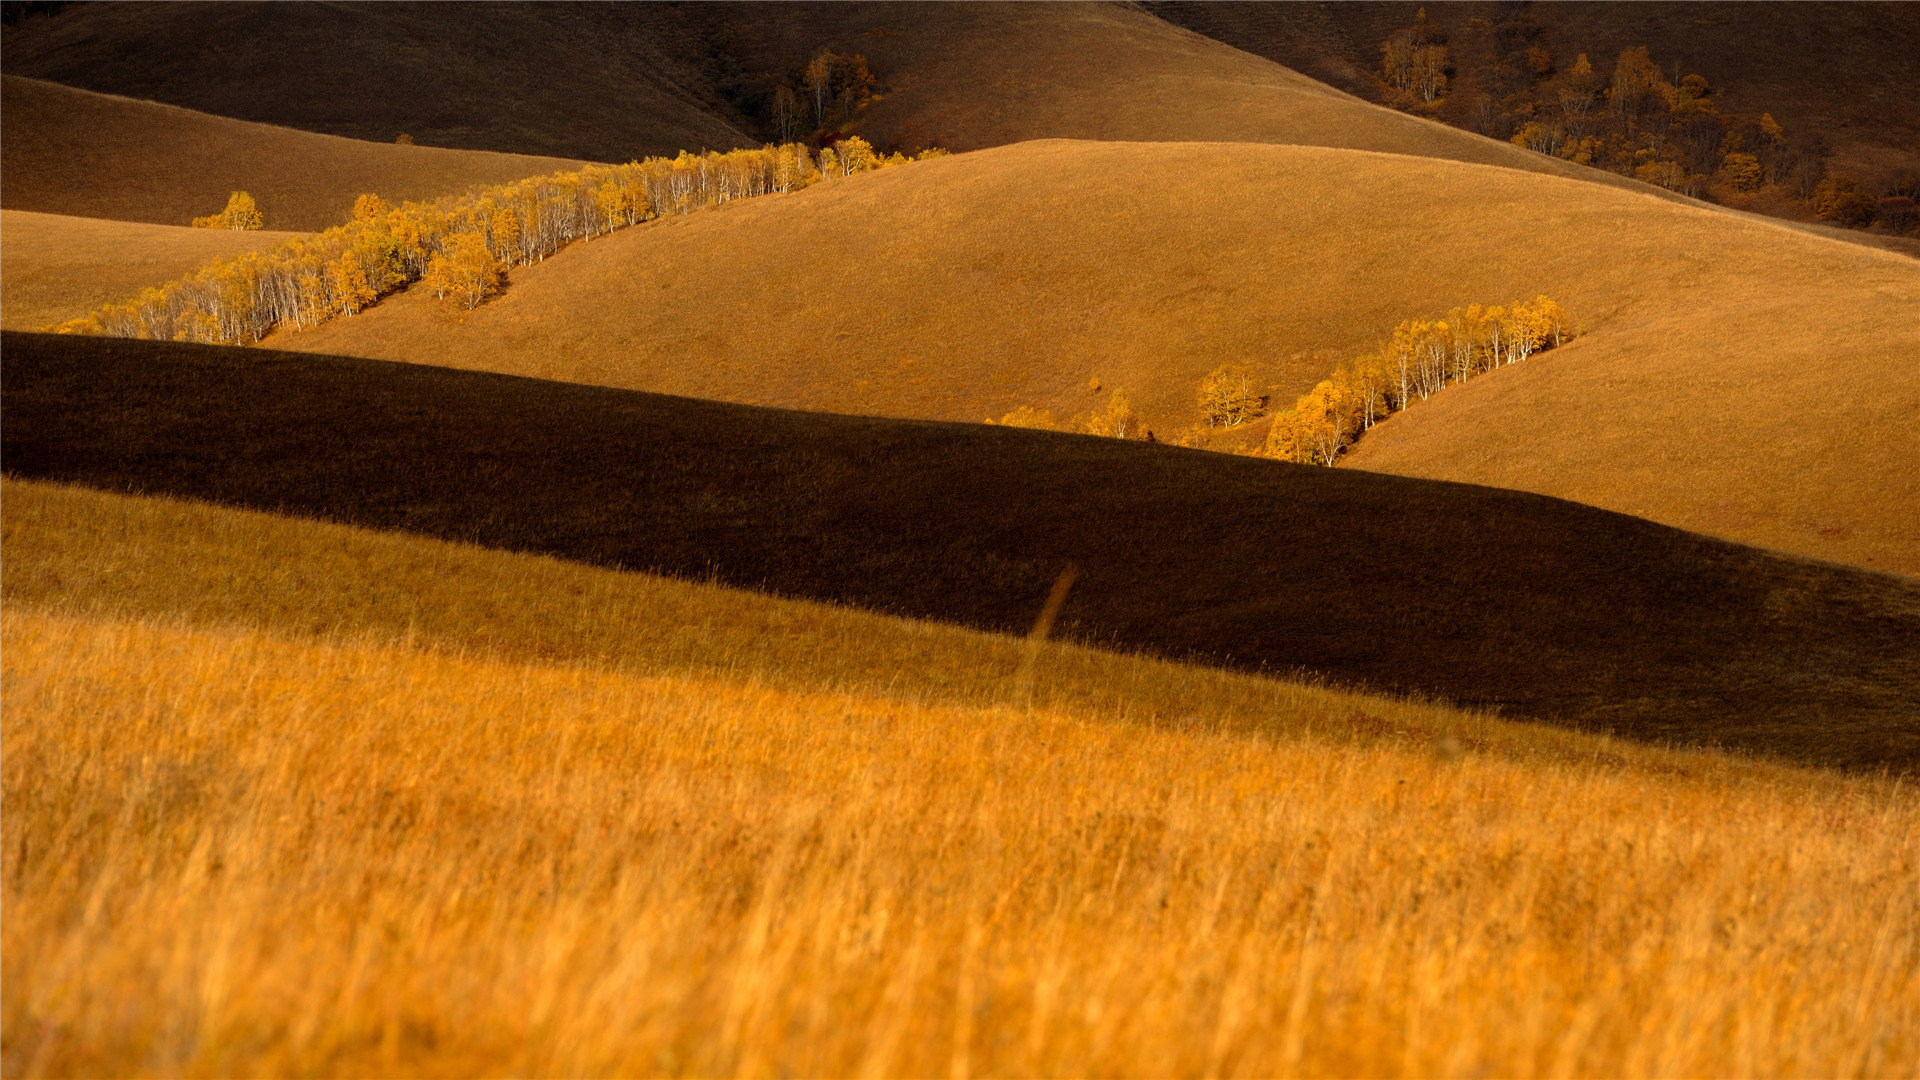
left=0, top=76, right=585, bottom=231
left=0, top=210, right=303, bottom=331
left=273, top=139, right=1920, bottom=574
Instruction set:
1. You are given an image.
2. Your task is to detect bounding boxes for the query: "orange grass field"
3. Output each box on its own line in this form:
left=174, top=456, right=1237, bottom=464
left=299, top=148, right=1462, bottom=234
left=4, top=477, right=1918, bottom=1078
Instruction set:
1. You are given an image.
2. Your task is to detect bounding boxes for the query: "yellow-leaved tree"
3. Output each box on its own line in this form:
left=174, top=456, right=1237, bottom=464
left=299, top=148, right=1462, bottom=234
left=1083, top=390, right=1138, bottom=439
left=192, top=191, right=264, bottom=231
left=1197, top=364, right=1262, bottom=427
left=987, top=406, right=1059, bottom=431
left=351, top=194, right=390, bottom=223
left=423, top=233, right=501, bottom=311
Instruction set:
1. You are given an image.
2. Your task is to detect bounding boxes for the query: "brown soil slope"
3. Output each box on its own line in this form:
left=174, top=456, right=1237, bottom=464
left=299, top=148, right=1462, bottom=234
left=0, top=76, right=584, bottom=230
left=0, top=210, right=301, bottom=331
left=7, top=332, right=1918, bottom=769
left=1148, top=1, right=1920, bottom=189
left=278, top=140, right=1920, bottom=574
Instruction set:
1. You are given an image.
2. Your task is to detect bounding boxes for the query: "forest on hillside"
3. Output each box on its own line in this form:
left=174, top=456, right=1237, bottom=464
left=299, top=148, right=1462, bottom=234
left=1367, top=9, right=1916, bottom=235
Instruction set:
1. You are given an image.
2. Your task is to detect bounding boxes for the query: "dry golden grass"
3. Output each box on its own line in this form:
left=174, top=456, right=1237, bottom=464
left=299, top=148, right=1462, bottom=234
left=0, top=76, right=585, bottom=231
left=7, top=600, right=1917, bottom=1076
left=277, top=139, right=1920, bottom=573
left=6, top=478, right=1918, bottom=1076
left=0, top=210, right=302, bottom=331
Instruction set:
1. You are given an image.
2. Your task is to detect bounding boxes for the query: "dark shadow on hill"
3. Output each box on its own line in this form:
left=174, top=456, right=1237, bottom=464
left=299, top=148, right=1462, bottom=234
left=5, top=332, right=1917, bottom=769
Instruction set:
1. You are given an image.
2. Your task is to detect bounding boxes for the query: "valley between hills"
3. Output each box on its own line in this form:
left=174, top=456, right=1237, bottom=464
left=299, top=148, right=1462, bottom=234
left=2, top=3, right=1916, bottom=1076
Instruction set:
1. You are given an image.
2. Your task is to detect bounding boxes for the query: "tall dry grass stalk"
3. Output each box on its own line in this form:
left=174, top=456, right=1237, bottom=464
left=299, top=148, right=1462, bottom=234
left=5, top=607, right=1915, bottom=1078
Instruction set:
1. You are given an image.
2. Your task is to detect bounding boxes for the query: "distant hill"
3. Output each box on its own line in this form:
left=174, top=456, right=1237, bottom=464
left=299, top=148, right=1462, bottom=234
left=1147, top=1, right=1920, bottom=192
left=0, top=1, right=1738, bottom=193
left=0, top=76, right=585, bottom=230
left=0, top=1, right=754, bottom=162
left=7, top=331, right=1918, bottom=768
left=0, top=210, right=301, bottom=331
left=266, top=140, right=1920, bottom=574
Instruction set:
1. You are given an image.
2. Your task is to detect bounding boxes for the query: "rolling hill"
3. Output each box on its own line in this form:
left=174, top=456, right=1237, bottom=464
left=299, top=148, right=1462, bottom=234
left=7, top=330, right=1918, bottom=768
left=0, top=76, right=585, bottom=230
left=0, top=210, right=302, bottom=331
left=0, top=2, right=754, bottom=163
left=265, top=139, right=1920, bottom=574
left=0, top=1, right=1741, bottom=197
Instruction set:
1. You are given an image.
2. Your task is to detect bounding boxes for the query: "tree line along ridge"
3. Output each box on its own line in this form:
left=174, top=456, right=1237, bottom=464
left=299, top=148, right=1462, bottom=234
left=52, top=139, right=942, bottom=344
left=992, top=297, right=1569, bottom=467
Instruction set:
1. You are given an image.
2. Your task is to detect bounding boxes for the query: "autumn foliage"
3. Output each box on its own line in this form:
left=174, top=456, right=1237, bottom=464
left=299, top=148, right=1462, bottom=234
left=1263, top=296, right=1568, bottom=465
left=54, top=142, right=919, bottom=343
left=190, top=190, right=264, bottom=231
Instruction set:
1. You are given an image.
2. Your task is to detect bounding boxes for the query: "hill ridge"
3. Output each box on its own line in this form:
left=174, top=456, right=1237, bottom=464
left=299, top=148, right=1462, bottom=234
left=7, top=330, right=1917, bottom=768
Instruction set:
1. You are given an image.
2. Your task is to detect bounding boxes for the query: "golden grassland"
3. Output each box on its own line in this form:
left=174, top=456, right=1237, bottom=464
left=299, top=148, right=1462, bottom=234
left=0, top=76, right=586, bottom=232
left=277, top=139, right=1920, bottom=573
left=4, top=478, right=1917, bottom=1077
left=0, top=210, right=302, bottom=332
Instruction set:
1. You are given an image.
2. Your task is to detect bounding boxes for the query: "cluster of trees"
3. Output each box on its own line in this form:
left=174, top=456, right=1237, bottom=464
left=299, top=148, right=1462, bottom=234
left=988, top=376, right=1144, bottom=441
left=1261, top=296, right=1568, bottom=466
left=1373, top=11, right=1917, bottom=235
left=1380, top=12, right=1452, bottom=105
left=737, top=48, right=880, bottom=146
left=191, top=191, right=264, bottom=231
left=55, top=140, right=927, bottom=343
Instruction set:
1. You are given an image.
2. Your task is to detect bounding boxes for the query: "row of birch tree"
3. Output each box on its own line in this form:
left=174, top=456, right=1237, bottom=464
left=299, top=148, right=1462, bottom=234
left=1262, top=296, right=1568, bottom=465
left=55, top=139, right=921, bottom=344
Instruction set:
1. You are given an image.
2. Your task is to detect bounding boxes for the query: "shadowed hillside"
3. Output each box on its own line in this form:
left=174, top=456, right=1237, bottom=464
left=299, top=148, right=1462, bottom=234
left=0, top=2, right=753, bottom=163
left=0, top=1, right=1707, bottom=194
left=0, top=210, right=302, bottom=331
left=273, top=140, right=1920, bottom=574
left=0, top=76, right=584, bottom=230
left=1148, top=1, right=1920, bottom=192
left=6, top=331, right=1917, bottom=769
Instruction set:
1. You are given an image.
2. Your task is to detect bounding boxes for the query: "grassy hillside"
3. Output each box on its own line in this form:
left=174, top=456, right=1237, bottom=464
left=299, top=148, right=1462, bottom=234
left=7, top=479, right=1917, bottom=1075
left=1148, top=1, right=1920, bottom=192
left=0, top=76, right=585, bottom=230
left=7, top=332, right=1918, bottom=769
left=9, top=600, right=1915, bottom=1077
left=0, top=1, right=1711, bottom=194
left=0, top=2, right=753, bottom=163
left=0, top=210, right=301, bottom=331
left=271, top=139, right=1920, bottom=573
